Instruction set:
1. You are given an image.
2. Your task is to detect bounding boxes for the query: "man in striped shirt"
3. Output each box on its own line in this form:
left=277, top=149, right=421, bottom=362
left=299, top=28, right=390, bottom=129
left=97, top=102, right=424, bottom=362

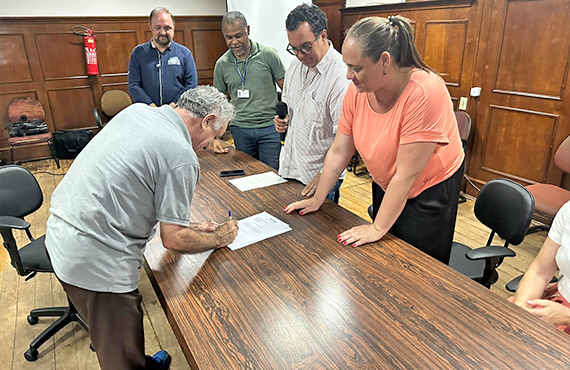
left=274, top=4, right=350, bottom=203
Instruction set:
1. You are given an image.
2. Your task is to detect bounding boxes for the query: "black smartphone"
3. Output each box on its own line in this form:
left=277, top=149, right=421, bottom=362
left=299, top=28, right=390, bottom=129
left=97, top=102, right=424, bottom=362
left=220, top=169, right=245, bottom=177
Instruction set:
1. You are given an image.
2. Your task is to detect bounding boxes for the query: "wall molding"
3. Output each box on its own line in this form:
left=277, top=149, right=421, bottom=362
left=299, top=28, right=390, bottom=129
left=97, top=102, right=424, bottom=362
left=341, top=0, right=476, bottom=13
left=0, top=15, right=222, bottom=24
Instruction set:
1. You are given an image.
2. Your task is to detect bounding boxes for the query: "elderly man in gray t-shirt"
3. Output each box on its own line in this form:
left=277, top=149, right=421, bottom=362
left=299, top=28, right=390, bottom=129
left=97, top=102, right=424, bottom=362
left=45, top=86, right=238, bottom=370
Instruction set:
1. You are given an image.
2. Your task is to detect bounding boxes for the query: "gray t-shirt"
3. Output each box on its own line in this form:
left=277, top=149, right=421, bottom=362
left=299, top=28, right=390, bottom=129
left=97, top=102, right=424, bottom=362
left=45, top=104, right=199, bottom=293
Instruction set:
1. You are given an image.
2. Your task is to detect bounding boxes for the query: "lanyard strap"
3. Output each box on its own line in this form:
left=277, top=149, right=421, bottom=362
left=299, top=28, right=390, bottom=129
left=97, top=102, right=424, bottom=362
left=233, top=53, right=251, bottom=88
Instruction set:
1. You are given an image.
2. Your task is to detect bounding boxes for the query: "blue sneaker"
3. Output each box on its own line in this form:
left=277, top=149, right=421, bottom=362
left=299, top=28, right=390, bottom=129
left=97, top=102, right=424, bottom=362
left=151, top=350, right=171, bottom=370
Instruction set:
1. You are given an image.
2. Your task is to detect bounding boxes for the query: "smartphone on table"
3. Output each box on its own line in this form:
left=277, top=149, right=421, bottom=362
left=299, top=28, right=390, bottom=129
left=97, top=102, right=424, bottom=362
left=220, top=169, right=245, bottom=177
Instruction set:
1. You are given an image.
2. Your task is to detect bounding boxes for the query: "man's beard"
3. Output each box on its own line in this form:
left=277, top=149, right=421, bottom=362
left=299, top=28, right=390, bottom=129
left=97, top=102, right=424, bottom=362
left=154, top=34, right=171, bottom=46
left=232, top=42, right=249, bottom=57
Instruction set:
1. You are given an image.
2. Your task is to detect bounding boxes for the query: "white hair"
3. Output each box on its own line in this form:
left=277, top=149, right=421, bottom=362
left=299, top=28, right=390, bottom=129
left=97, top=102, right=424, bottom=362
left=176, top=86, right=234, bottom=130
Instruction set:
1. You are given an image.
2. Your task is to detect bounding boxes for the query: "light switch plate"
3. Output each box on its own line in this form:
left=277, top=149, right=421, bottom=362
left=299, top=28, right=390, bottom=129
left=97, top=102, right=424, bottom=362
left=459, top=97, right=468, bottom=111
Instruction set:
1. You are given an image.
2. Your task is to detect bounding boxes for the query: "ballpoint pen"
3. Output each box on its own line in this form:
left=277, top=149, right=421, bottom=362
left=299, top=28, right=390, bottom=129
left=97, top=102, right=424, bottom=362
left=229, top=210, right=233, bottom=220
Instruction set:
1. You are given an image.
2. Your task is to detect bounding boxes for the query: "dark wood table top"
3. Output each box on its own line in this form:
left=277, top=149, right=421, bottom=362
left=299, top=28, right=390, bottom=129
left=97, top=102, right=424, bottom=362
left=144, top=148, right=570, bottom=370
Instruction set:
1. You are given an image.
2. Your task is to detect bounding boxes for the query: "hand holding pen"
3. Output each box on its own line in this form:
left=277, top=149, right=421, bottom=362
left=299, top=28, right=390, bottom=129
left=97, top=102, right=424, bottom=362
left=212, top=210, right=239, bottom=248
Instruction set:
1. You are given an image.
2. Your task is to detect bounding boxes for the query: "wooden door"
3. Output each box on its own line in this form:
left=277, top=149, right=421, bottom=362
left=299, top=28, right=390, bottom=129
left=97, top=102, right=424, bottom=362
left=467, top=0, right=570, bottom=192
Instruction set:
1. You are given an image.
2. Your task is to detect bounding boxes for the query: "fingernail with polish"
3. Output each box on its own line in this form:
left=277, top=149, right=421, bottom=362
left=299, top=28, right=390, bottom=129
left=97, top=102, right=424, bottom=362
left=343, top=241, right=347, bottom=245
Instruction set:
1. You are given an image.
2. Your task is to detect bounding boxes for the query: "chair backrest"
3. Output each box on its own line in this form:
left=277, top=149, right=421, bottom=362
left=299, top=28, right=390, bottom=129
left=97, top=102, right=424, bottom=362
left=554, top=135, right=570, bottom=174
left=474, top=178, right=534, bottom=246
left=454, top=111, right=472, bottom=148
left=101, top=90, right=132, bottom=117
left=7, top=97, right=45, bottom=123
left=0, top=165, right=43, bottom=218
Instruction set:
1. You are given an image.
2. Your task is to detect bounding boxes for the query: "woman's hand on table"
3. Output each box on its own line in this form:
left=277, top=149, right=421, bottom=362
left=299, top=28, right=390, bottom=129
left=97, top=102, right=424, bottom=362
left=284, top=197, right=323, bottom=215
left=338, top=224, right=387, bottom=248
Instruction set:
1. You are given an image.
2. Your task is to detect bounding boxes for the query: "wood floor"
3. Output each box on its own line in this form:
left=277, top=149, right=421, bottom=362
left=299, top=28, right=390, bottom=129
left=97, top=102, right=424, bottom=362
left=0, top=158, right=548, bottom=369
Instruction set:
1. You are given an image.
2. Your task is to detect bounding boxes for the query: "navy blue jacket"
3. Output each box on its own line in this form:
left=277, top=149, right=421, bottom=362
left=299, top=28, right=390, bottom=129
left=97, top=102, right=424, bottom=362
left=128, top=41, right=198, bottom=106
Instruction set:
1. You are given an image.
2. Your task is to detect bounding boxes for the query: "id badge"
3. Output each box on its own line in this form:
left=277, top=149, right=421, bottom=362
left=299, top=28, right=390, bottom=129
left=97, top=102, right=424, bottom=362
left=237, top=89, right=250, bottom=99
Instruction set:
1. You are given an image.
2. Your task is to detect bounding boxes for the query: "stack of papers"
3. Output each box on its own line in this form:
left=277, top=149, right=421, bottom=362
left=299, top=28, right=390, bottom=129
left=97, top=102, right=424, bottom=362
left=229, top=171, right=287, bottom=192
left=228, top=211, right=292, bottom=251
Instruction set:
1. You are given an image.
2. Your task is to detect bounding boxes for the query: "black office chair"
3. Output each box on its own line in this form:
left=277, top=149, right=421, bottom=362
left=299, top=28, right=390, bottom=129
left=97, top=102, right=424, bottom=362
left=455, top=111, right=472, bottom=203
left=0, top=165, right=88, bottom=361
left=505, top=273, right=558, bottom=292
left=347, top=151, right=369, bottom=177
left=448, top=178, right=535, bottom=288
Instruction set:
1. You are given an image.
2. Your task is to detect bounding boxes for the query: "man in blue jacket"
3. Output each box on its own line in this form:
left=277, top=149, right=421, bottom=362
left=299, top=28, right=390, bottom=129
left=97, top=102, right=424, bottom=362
left=128, top=7, right=197, bottom=107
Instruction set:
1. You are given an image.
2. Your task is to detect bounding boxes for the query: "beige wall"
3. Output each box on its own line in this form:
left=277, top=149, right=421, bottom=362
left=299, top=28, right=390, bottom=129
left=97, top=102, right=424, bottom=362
left=0, top=0, right=226, bottom=16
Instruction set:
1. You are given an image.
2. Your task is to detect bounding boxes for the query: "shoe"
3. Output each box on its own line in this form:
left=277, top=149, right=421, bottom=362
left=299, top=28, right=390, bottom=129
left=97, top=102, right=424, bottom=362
left=151, top=350, right=171, bottom=370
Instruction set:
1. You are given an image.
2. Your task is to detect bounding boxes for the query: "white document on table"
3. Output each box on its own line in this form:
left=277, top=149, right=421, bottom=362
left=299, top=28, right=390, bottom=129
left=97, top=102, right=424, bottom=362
left=228, top=171, right=287, bottom=192
left=228, top=211, right=292, bottom=251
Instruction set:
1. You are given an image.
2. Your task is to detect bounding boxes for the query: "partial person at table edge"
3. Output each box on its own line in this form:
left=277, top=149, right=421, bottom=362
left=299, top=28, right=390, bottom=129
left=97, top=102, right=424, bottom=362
left=285, top=15, right=465, bottom=264
left=509, top=200, right=570, bottom=334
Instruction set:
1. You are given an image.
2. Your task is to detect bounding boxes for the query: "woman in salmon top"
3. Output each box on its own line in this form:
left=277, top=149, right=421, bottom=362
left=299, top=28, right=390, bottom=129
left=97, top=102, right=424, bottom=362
left=285, top=15, right=465, bottom=264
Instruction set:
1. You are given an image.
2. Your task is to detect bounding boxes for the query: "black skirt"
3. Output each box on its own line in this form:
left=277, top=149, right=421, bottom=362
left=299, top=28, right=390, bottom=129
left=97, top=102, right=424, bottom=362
left=371, top=161, right=465, bottom=264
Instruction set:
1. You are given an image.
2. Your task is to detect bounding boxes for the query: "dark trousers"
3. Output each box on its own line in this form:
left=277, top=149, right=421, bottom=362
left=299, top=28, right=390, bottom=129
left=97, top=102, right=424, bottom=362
left=230, top=125, right=281, bottom=170
left=371, top=161, right=465, bottom=264
left=327, top=179, right=343, bottom=204
left=59, top=280, right=157, bottom=369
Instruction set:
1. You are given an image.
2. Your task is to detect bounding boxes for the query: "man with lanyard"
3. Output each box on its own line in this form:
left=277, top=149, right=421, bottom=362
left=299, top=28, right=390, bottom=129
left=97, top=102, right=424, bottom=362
left=274, top=4, right=349, bottom=203
left=129, top=7, right=198, bottom=107
left=214, top=11, right=286, bottom=170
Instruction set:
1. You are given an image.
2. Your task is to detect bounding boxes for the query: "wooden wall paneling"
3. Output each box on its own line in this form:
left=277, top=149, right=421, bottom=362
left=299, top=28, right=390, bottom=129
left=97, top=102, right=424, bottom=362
left=422, top=19, right=468, bottom=87
left=0, top=34, right=33, bottom=84
left=46, top=85, right=98, bottom=131
left=35, top=32, right=89, bottom=80
left=467, top=0, right=570, bottom=192
left=196, top=70, right=215, bottom=86
left=97, top=30, right=138, bottom=76
left=0, top=16, right=225, bottom=162
left=492, top=1, right=570, bottom=100
left=191, top=30, right=226, bottom=71
left=481, top=105, right=558, bottom=183
left=451, top=96, right=459, bottom=111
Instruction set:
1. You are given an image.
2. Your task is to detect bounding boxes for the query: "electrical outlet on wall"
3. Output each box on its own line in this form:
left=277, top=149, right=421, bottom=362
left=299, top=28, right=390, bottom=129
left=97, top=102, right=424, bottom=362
left=459, top=97, right=468, bottom=111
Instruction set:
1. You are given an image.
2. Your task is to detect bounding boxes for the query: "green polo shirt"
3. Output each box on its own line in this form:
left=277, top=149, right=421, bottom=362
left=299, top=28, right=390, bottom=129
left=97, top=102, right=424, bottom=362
left=214, top=41, right=286, bottom=129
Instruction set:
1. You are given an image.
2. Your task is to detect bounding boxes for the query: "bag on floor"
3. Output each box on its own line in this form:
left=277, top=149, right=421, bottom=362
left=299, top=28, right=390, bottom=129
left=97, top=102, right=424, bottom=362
left=53, top=130, right=93, bottom=159
left=6, top=97, right=49, bottom=137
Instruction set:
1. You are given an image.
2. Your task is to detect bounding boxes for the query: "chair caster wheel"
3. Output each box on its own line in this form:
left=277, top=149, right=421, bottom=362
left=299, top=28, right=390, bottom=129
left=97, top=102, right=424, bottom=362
left=27, top=315, right=38, bottom=325
left=24, top=348, right=38, bottom=361
left=90, top=343, right=95, bottom=352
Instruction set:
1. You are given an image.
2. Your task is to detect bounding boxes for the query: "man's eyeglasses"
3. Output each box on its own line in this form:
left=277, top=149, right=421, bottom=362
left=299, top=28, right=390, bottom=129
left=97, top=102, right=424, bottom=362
left=286, top=34, right=320, bottom=56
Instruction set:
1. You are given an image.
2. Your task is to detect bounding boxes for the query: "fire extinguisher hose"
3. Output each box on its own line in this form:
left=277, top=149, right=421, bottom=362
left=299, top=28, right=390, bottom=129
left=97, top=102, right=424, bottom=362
left=71, top=25, right=93, bottom=36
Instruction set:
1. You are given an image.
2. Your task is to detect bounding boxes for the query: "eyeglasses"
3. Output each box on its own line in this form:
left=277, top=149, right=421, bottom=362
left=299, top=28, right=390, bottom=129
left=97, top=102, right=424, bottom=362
left=286, top=34, right=320, bottom=56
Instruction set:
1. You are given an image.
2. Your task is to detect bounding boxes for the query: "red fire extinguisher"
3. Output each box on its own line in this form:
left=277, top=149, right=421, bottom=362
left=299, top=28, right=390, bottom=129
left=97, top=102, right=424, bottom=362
left=72, top=25, right=99, bottom=75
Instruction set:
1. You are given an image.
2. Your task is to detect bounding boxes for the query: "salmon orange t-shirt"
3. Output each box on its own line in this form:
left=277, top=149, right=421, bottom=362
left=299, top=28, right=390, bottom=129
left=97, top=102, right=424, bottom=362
left=338, top=69, right=464, bottom=198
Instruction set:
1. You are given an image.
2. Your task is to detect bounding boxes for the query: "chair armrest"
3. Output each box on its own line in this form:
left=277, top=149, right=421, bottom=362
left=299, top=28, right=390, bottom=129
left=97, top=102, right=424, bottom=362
left=466, top=246, right=516, bottom=261
left=0, top=216, right=30, bottom=230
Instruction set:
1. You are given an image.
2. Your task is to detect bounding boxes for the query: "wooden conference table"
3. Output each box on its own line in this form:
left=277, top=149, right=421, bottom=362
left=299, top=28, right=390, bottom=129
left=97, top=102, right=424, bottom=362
left=144, top=148, right=570, bottom=369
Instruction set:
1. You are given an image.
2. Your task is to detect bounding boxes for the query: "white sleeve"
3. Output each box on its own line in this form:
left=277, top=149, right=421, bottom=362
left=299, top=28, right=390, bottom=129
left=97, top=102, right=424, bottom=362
left=548, top=200, right=570, bottom=244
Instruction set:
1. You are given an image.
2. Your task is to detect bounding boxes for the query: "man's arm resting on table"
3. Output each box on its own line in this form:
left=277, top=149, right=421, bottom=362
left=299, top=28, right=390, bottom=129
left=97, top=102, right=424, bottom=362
left=160, top=221, right=238, bottom=253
